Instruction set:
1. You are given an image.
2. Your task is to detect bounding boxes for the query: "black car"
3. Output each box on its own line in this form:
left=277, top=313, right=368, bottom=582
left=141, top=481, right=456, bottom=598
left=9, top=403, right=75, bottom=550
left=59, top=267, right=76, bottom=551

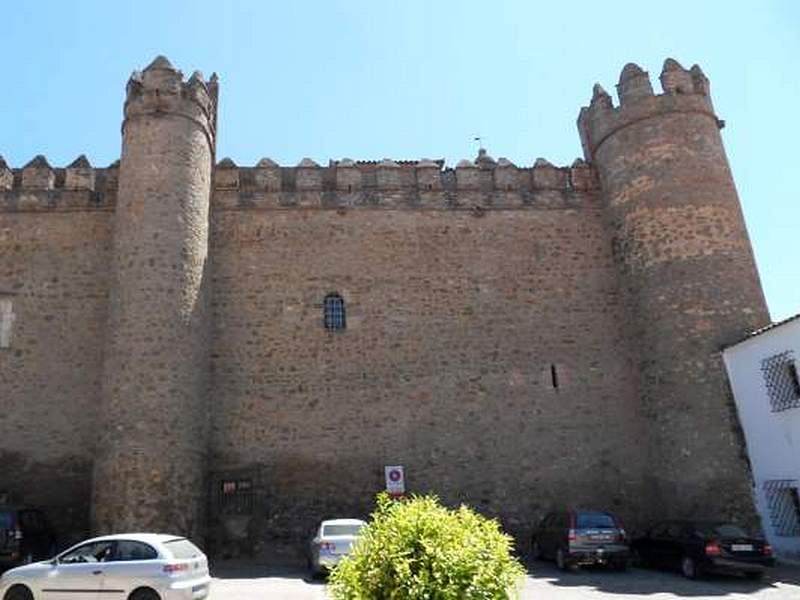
left=632, top=520, right=774, bottom=579
left=0, top=507, right=56, bottom=568
left=532, top=509, right=630, bottom=571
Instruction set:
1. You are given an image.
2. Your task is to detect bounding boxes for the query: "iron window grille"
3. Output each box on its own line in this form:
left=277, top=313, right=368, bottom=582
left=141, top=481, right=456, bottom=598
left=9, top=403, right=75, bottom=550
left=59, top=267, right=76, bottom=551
left=761, top=351, right=800, bottom=412
left=763, top=479, right=800, bottom=537
left=324, top=293, right=346, bottom=331
left=217, top=478, right=254, bottom=515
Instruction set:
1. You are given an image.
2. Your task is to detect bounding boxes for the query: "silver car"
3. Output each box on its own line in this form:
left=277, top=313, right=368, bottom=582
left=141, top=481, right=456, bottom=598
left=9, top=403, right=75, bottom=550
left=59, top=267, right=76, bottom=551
left=0, top=533, right=210, bottom=600
left=308, top=519, right=366, bottom=576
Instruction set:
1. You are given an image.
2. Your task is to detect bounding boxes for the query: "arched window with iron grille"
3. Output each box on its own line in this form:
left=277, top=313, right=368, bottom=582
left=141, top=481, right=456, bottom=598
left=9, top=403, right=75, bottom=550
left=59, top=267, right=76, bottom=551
left=323, top=293, right=346, bottom=331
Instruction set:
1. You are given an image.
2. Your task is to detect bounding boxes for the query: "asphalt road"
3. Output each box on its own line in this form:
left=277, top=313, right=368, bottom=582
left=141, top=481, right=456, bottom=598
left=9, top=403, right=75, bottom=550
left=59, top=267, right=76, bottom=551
left=209, top=560, right=800, bottom=599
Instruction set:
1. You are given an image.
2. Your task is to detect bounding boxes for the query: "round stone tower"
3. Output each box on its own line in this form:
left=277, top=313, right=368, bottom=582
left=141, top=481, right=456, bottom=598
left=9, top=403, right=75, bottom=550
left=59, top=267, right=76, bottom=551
left=578, top=59, right=769, bottom=522
left=93, top=56, right=217, bottom=538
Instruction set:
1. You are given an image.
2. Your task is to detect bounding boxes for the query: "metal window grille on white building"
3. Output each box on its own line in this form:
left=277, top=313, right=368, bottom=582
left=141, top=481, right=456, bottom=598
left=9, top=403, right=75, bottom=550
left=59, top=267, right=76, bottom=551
left=763, top=479, right=800, bottom=537
left=760, top=351, right=800, bottom=412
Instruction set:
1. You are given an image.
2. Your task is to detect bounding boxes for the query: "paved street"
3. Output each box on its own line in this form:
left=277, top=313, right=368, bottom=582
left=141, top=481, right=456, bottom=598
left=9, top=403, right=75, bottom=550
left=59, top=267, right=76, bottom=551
left=209, top=561, right=800, bottom=599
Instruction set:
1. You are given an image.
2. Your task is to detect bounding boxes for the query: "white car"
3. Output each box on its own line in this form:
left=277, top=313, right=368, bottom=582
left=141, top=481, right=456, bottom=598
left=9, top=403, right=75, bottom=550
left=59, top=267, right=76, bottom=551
left=308, top=519, right=366, bottom=576
left=0, top=533, right=210, bottom=600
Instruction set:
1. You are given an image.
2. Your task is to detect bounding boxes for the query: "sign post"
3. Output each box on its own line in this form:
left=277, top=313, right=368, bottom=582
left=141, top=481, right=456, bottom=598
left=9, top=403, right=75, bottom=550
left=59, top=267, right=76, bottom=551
left=384, top=465, right=405, bottom=498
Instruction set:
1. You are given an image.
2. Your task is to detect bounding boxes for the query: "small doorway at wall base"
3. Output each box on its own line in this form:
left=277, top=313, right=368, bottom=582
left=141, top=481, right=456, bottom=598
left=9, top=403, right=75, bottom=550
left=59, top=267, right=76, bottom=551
left=208, top=473, right=256, bottom=560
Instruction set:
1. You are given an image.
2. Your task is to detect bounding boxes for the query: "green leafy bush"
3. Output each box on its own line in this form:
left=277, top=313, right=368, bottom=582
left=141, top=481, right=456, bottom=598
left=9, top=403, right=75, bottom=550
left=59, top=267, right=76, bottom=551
left=328, top=493, right=526, bottom=600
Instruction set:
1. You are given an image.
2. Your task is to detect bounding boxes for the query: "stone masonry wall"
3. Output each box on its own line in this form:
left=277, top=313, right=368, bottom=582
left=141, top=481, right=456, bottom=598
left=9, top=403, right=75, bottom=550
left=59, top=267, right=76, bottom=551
left=0, top=192, right=112, bottom=542
left=580, top=60, right=770, bottom=527
left=92, top=58, right=216, bottom=540
left=208, top=191, right=648, bottom=556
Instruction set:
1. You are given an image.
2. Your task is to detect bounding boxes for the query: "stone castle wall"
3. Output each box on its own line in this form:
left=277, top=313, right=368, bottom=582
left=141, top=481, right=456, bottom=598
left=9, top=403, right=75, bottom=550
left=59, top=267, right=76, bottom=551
left=0, top=57, right=770, bottom=557
left=0, top=155, right=640, bottom=548
left=579, top=60, right=770, bottom=523
left=91, top=58, right=217, bottom=541
left=0, top=203, right=112, bottom=540
left=208, top=189, right=648, bottom=550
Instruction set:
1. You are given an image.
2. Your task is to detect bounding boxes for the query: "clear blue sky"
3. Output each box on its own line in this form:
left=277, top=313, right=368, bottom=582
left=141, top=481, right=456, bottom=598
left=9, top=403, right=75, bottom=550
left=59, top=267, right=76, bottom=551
left=2, top=1, right=798, bottom=320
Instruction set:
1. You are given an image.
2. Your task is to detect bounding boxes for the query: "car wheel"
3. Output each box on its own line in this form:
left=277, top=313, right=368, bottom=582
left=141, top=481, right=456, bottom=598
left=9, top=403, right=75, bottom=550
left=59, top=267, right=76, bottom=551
left=630, top=548, right=646, bottom=568
left=4, top=585, right=33, bottom=600
left=681, top=556, right=700, bottom=580
left=129, top=588, right=161, bottom=600
left=612, top=559, right=629, bottom=572
left=307, top=557, right=320, bottom=580
left=532, top=540, right=543, bottom=561
left=556, top=548, right=572, bottom=572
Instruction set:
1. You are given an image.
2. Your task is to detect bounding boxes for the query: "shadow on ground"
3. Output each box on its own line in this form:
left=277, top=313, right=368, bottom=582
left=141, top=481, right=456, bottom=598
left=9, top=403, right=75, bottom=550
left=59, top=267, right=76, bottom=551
left=212, top=559, right=326, bottom=586
left=208, top=557, right=800, bottom=599
left=525, top=558, right=800, bottom=597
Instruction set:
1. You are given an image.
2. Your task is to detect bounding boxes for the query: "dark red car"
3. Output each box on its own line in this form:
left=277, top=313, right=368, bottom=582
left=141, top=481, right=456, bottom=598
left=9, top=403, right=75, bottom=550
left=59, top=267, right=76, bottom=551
left=532, top=509, right=630, bottom=571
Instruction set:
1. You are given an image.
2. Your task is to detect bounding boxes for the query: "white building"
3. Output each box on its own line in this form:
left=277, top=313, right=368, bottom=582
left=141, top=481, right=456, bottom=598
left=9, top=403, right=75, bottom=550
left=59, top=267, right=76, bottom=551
left=723, top=315, right=800, bottom=561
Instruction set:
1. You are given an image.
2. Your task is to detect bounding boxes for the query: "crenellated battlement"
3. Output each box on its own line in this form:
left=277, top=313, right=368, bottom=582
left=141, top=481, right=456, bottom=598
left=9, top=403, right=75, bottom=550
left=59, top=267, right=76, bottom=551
left=0, top=155, right=118, bottom=211
left=577, top=58, right=718, bottom=161
left=124, top=55, right=218, bottom=150
left=0, top=151, right=599, bottom=212
left=211, top=150, right=599, bottom=211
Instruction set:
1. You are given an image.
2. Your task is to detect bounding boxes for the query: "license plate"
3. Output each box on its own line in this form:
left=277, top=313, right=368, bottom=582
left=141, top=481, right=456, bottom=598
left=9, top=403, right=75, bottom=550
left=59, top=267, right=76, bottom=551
left=732, top=544, right=753, bottom=552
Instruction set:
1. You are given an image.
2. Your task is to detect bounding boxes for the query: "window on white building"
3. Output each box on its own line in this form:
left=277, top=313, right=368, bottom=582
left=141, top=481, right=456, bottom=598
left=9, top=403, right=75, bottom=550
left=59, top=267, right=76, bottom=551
left=761, top=351, right=800, bottom=412
left=0, top=298, right=14, bottom=349
left=790, top=362, right=800, bottom=397
left=763, top=479, right=800, bottom=537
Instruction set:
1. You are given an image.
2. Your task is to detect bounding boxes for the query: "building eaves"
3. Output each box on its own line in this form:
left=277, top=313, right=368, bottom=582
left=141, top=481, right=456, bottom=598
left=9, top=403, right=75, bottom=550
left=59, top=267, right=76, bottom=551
left=722, top=313, right=800, bottom=350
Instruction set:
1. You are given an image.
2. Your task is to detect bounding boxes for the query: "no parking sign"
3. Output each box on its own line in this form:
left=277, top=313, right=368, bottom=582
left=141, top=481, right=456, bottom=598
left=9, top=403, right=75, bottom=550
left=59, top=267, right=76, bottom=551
left=385, top=465, right=405, bottom=497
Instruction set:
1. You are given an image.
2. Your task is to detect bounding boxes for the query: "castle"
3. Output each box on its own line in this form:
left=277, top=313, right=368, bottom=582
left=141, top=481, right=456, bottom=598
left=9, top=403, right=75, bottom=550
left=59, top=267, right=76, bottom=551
left=0, top=56, right=769, bottom=554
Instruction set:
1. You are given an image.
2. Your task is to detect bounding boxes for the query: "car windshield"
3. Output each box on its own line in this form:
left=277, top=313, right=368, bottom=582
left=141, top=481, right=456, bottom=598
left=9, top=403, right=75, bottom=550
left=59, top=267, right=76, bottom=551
left=0, top=511, right=14, bottom=529
left=323, top=524, right=363, bottom=537
left=693, top=523, right=750, bottom=539
left=575, top=512, right=616, bottom=529
left=164, top=538, right=202, bottom=559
